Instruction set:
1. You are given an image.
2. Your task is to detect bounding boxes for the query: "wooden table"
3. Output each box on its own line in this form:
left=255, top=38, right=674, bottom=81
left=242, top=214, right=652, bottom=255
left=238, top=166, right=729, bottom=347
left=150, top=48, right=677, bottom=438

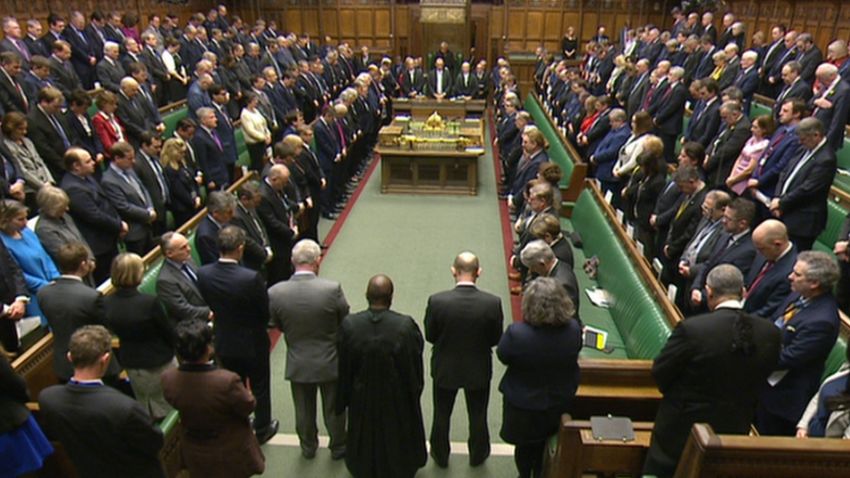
left=392, top=98, right=486, bottom=118
left=376, top=147, right=482, bottom=195
left=546, top=419, right=653, bottom=478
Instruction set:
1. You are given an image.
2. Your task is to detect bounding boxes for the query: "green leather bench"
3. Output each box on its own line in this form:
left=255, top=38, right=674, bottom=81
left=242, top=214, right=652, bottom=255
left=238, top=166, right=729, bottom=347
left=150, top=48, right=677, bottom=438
left=814, top=200, right=848, bottom=254
left=162, top=107, right=188, bottom=139
left=823, top=337, right=848, bottom=381
left=525, top=93, right=576, bottom=190
left=568, top=189, right=672, bottom=360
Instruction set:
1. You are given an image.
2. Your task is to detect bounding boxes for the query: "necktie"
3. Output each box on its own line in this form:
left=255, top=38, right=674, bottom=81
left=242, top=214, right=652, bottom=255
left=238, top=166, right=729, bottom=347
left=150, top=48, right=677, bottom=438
left=148, top=155, right=169, bottom=198
left=13, top=39, right=29, bottom=61
left=336, top=122, right=347, bottom=149
left=124, top=170, right=150, bottom=207
left=775, top=298, right=804, bottom=327
left=674, top=196, right=690, bottom=220
left=49, top=114, right=70, bottom=148
left=745, top=260, right=774, bottom=298
left=210, top=129, right=223, bottom=150
left=182, top=263, right=198, bottom=283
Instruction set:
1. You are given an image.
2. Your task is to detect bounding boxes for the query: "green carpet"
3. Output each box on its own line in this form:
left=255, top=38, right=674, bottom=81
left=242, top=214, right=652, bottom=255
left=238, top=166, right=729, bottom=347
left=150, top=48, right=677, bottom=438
left=261, top=130, right=518, bottom=477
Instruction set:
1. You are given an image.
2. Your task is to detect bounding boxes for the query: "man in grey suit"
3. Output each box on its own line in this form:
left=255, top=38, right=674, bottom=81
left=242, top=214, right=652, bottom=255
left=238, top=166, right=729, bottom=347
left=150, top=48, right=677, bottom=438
left=37, top=242, right=120, bottom=382
left=156, top=232, right=211, bottom=322
left=101, top=141, right=157, bottom=255
left=95, top=41, right=124, bottom=92
left=268, top=239, right=349, bottom=459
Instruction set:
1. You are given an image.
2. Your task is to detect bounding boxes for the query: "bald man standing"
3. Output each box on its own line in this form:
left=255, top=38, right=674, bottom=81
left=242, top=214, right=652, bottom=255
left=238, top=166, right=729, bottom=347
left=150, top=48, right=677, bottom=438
left=336, top=275, right=427, bottom=478
left=424, top=252, right=504, bottom=468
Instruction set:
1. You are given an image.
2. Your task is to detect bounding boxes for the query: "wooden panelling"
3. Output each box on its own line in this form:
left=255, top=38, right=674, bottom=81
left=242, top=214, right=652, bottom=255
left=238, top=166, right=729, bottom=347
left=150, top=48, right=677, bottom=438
left=375, top=10, right=390, bottom=36
left=355, top=9, right=373, bottom=38
left=544, top=11, right=562, bottom=40
left=338, top=9, right=356, bottom=37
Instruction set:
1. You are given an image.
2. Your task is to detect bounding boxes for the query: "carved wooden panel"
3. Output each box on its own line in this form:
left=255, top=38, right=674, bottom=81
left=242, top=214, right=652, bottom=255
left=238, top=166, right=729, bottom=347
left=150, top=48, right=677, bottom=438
left=339, top=9, right=357, bottom=36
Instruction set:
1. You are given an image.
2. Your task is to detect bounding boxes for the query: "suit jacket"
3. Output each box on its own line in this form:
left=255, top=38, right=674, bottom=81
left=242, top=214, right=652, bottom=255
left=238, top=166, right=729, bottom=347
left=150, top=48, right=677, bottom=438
left=231, top=203, right=270, bottom=271
left=810, top=79, right=850, bottom=151
left=759, top=292, right=840, bottom=423
left=665, top=187, right=708, bottom=260
left=398, top=68, right=425, bottom=96
left=116, top=93, right=151, bottom=146
left=160, top=363, right=264, bottom=477
left=497, top=319, right=582, bottom=411
left=192, top=127, right=229, bottom=189
left=256, top=180, right=296, bottom=254
left=134, top=150, right=169, bottom=228
left=653, top=81, right=687, bottom=136
left=687, top=97, right=721, bottom=147
left=0, top=38, right=31, bottom=69
left=744, top=246, right=797, bottom=319
left=36, top=277, right=116, bottom=380
left=626, top=72, right=650, bottom=119
left=593, top=126, right=631, bottom=182
left=91, top=111, right=126, bottom=156
left=547, top=259, right=581, bottom=318
left=427, top=68, right=453, bottom=97
left=195, top=216, right=223, bottom=265
left=63, top=26, right=96, bottom=88
left=704, top=115, right=752, bottom=187
left=424, top=284, right=503, bottom=390
left=64, top=111, right=102, bottom=159
left=60, top=173, right=122, bottom=256
left=797, top=46, right=823, bottom=84
left=197, top=260, right=270, bottom=360
left=95, top=58, right=125, bottom=93
left=0, top=241, right=29, bottom=352
left=21, top=71, right=51, bottom=104
left=453, top=72, right=478, bottom=98
left=0, top=68, right=28, bottom=114
left=648, top=307, right=780, bottom=474
left=775, top=143, right=837, bottom=239
left=269, top=271, right=349, bottom=382
left=101, top=167, right=153, bottom=242
left=583, top=109, right=612, bottom=155
left=27, top=106, right=69, bottom=178
left=47, top=55, right=82, bottom=99
left=212, top=104, right=239, bottom=166
left=156, top=259, right=210, bottom=322
left=735, top=67, right=760, bottom=112
left=142, top=46, right=169, bottom=87
left=752, top=125, right=802, bottom=196
left=692, top=231, right=757, bottom=292
left=39, top=382, right=165, bottom=478
left=104, top=288, right=174, bottom=369
left=772, top=79, right=812, bottom=118
left=510, top=150, right=549, bottom=197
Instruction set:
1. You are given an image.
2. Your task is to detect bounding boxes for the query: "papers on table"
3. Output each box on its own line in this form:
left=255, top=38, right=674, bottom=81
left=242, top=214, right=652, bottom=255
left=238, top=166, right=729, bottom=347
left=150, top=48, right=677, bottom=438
left=15, top=316, right=41, bottom=347
left=586, top=287, right=614, bottom=308
left=767, top=370, right=789, bottom=387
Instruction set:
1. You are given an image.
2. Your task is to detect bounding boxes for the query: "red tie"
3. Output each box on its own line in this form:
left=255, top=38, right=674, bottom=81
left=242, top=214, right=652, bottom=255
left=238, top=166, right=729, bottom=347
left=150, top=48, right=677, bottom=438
left=336, top=122, right=347, bottom=149
left=745, top=261, right=774, bottom=298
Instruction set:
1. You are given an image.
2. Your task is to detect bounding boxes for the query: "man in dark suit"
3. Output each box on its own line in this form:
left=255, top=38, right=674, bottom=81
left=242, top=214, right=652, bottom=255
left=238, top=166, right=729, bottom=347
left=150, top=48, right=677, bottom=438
left=644, top=265, right=781, bottom=477
left=685, top=79, right=721, bottom=148
left=427, top=58, right=452, bottom=100
left=37, top=242, right=121, bottom=381
left=116, top=77, right=153, bottom=148
left=21, top=56, right=54, bottom=104
left=398, top=57, right=424, bottom=97
left=795, top=33, right=823, bottom=85
left=651, top=66, right=687, bottom=163
left=296, top=125, right=325, bottom=241
left=452, top=61, right=478, bottom=99
left=689, top=198, right=758, bottom=311
left=734, top=50, right=760, bottom=113
left=770, top=117, right=836, bottom=251
left=156, top=232, right=211, bottom=322
left=40, top=13, right=66, bottom=61
left=529, top=213, right=575, bottom=269
left=809, top=63, right=850, bottom=152
left=756, top=251, right=841, bottom=436
left=750, top=98, right=805, bottom=202
left=47, top=40, right=81, bottom=100
left=703, top=100, right=751, bottom=188
left=521, top=240, right=580, bottom=318
left=140, top=32, right=168, bottom=105
left=64, top=12, right=97, bottom=90
left=661, top=165, right=708, bottom=284
left=65, top=90, right=102, bottom=161
left=101, top=142, right=156, bottom=255
left=193, top=107, right=230, bottom=191
left=95, top=41, right=125, bottom=93
left=27, top=86, right=71, bottom=179
left=38, top=325, right=165, bottom=478
left=745, top=220, right=797, bottom=319
left=23, top=19, right=47, bottom=58
left=0, top=238, right=28, bottom=353
left=758, top=25, right=788, bottom=95
left=577, top=96, right=612, bottom=157
left=269, top=239, right=349, bottom=459
left=257, top=164, right=297, bottom=285
left=626, top=59, right=651, bottom=119
left=771, top=61, right=811, bottom=119
left=209, top=84, right=239, bottom=181
left=675, top=191, right=730, bottom=309
left=232, top=181, right=271, bottom=272
left=0, top=52, right=29, bottom=114
left=134, top=133, right=169, bottom=236
left=197, top=226, right=279, bottom=444
left=195, top=191, right=236, bottom=265
left=1, top=17, right=32, bottom=70
left=424, top=252, right=503, bottom=468
left=61, top=148, right=127, bottom=284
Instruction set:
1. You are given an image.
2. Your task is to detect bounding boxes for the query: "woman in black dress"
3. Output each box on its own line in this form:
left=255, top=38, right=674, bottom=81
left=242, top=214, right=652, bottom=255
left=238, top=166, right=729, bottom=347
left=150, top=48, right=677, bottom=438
left=561, top=27, right=578, bottom=60
left=498, top=278, right=582, bottom=478
left=160, top=137, right=202, bottom=228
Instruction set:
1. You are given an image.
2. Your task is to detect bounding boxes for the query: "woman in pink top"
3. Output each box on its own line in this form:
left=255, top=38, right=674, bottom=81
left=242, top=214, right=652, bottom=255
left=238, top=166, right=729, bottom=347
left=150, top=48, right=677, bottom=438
left=726, top=115, right=774, bottom=195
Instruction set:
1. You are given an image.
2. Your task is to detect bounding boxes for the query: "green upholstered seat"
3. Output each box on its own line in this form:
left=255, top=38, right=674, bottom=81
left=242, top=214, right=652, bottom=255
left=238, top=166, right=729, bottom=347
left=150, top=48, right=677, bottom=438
left=837, top=138, right=850, bottom=171
left=823, top=337, right=848, bottom=381
left=750, top=101, right=772, bottom=119
left=139, top=259, right=164, bottom=296
left=525, top=94, right=575, bottom=188
left=570, top=190, right=672, bottom=359
left=814, top=200, right=847, bottom=253
left=162, top=107, right=188, bottom=139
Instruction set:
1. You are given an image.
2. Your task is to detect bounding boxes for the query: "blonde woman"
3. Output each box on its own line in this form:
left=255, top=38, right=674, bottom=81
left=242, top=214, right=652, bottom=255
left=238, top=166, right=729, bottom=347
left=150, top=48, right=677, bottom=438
left=240, top=92, right=272, bottom=172
left=160, top=138, right=202, bottom=227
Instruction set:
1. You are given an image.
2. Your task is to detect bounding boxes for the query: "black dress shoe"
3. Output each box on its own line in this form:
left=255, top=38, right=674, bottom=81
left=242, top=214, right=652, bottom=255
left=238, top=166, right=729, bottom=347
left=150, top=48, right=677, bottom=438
left=430, top=449, right=448, bottom=468
left=331, top=448, right=346, bottom=460
left=302, top=448, right=316, bottom=459
left=255, top=419, right=279, bottom=445
left=470, top=450, right=490, bottom=467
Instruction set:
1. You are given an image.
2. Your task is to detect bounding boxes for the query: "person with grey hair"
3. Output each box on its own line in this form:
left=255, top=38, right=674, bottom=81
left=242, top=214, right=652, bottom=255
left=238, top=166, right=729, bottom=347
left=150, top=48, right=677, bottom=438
left=195, top=190, right=237, bottom=265
left=795, top=33, right=823, bottom=84
left=258, top=164, right=297, bottom=284
left=770, top=116, right=836, bottom=251
left=651, top=65, right=688, bottom=163
left=589, top=107, right=631, bottom=200
left=810, top=62, right=850, bottom=151
left=734, top=50, right=760, bottom=113
left=520, top=240, right=580, bottom=316
left=197, top=225, right=279, bottom=445
left=193, top=106, right=230, bottom=191
left=497, top=277, right=581, bottom=478
left=645, top=263, right=781, bottom=477
left=756, top=250, right=841, bottom=437
left=95, top=41, right=125, bottom=92
left=156, top=231, right=212, bottom=322
left=268, top=238, right=349, bottom=459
